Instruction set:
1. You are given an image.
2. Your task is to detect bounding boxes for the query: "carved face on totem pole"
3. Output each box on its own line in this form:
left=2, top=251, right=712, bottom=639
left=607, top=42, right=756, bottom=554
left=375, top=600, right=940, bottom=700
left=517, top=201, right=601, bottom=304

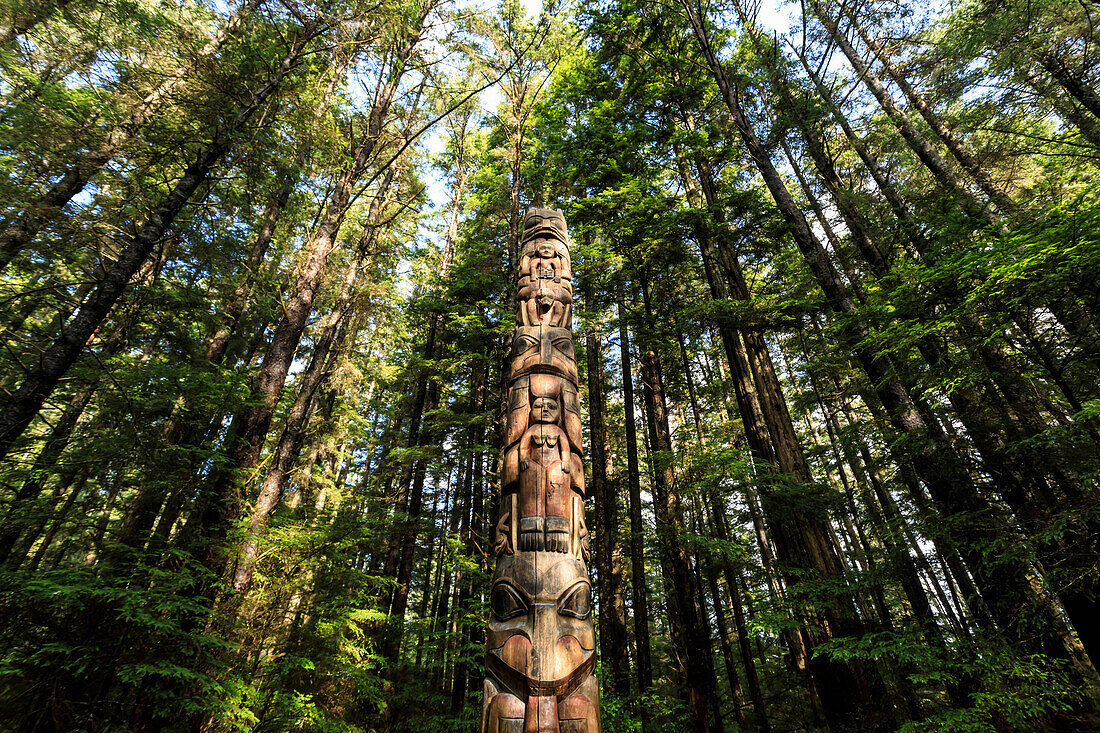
left=510, top=327, right=578, bottom=384
left=483, top=208, right=599, bottom=733
left=484, top=554, right=599, bottom=733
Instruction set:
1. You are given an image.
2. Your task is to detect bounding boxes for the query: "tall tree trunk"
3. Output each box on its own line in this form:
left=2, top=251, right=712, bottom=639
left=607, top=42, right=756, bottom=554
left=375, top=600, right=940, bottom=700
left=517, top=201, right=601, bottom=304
left=788, top=41, right=931, bottom=254
left=844, top=8, right=1021, bottom=217
left=384, top=378, right=439, bottom=662
left=194, top=12, right=427, bottom=579
left=230, top=170, right=395, bottom=595
left=776, top=44, right=1100, bottom=661
left=674, top=128, right=887, bottom=725
left=583, top=273, right=631, bottom=697
left=616, top=291, right=653, bottom=695
left=638, top=274, right=717, bottom=732
left=0, top=0, right=263, bottom=271
left=0, top=25, right=316, bottom=462
left=808, top=1, right=1000, bottom=228
left=681, top=0, right=1089, bottom=718
left=1036, top=49, right=1100, bottom=130
left=705, top=491, right=770, bottom=732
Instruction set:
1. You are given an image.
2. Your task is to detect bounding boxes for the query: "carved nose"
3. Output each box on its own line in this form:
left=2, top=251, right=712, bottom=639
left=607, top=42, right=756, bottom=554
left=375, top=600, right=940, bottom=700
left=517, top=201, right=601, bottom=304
left=524, top=695, right=559, bottom=733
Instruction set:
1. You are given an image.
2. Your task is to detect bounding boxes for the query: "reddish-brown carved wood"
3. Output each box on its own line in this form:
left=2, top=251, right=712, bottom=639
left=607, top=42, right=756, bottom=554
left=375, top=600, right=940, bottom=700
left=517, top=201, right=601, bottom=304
left=483, top=209, right=600, bottom=733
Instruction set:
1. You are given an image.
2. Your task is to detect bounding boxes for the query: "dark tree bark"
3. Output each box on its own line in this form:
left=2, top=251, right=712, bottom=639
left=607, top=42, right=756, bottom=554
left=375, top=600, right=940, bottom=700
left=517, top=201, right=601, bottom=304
left=705, top=490, right=770, bottom=732
left=616, top=291, right=653, bottom=695
left=680, top=1, right=1089, bottom=721
left=194, top=12, right=428, bottom=584
left=843, top=8, right=1021, bottom=218
left=807, top=2, right=1000, bottom=228
left=674, top=129, right=888, bottom=726
left=774, top=42, right=1100, bottom=662
left=583, top=273, right=630, bottom=697
left=637, top=274, right=717, bottom=732
left=450, top=358, right=485, bottom=712
left=788, top=41, right=932, bottom=254
left=1037, top=49, right=1100, bottom=130
left=230, top=170, right=395, bottom=595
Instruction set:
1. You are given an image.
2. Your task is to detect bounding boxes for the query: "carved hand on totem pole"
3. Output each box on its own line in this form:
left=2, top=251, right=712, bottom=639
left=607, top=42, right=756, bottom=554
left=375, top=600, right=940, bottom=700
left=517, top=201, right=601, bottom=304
left=483, top=208, right=600, bottom=733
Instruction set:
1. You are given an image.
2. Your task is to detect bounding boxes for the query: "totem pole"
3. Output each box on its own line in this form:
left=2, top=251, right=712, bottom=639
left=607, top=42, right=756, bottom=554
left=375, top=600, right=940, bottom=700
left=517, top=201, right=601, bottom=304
left=482, top=209, right=600, bottom=733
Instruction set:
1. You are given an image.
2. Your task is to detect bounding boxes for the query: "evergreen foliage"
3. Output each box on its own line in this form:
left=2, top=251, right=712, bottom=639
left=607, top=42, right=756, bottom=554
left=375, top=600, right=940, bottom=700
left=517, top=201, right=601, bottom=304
left=0, top=0, right=1099, bottom=729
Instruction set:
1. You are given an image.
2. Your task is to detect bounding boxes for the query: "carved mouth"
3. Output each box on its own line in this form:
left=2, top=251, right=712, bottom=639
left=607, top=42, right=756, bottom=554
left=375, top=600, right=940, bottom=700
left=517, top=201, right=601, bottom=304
left=523, top=226, right=566, bottom=243
left=485, top=649, right=596, bottom=701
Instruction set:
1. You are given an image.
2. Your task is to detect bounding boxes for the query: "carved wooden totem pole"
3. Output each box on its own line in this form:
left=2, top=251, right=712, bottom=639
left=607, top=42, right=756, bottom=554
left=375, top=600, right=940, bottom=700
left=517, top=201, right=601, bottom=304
left=482, top=209, right=600, bottom=733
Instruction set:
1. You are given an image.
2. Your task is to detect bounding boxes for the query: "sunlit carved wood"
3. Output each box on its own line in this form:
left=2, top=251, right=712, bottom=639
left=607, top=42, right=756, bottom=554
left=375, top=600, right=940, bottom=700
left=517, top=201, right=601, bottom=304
left=483, top=208, right=601, bottom=733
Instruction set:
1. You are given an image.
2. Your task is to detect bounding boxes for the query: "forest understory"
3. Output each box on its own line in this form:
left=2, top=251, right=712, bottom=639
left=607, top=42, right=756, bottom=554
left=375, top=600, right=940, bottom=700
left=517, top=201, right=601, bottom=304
left=1, top=0, right=1100, bottom=729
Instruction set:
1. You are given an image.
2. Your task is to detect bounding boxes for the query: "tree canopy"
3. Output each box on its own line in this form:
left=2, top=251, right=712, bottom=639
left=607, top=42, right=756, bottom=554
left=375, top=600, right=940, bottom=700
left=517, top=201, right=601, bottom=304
left=1, top=0, right=1100, bottom=729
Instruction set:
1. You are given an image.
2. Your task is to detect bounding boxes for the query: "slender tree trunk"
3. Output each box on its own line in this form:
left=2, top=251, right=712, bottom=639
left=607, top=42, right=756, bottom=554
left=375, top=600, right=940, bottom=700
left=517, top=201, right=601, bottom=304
left=675, top=128, right=887, bottom=726
left=0, top=380, right=95, bottom=565
left=384, top=379, right=439, bottom=662
left=682, top=0, right=1089, bottom=715
left=204, top=161, right=299, bottom=365
left=638, top=274, right=717, bottom=732
left=706, top=491, right=770, bottom=732
left=0, top=0, right=263, bottom=271
left=845, top=9, right=1021, bottom=217
left=616, top=291, right=653, bottom=696
left=789, top=42, right=931, bottom=254
left=1034, top=49, right=1100, bottom=135
left=583, top=273, right=631, bottom=697
left=808, top=2, right=1000, bottom=228
left=230, top=171, right=394, bottom=595
left=23, top=469, right=88, bottom=573
left=195, top=14, right=427, bottom=580
left=0, top=26, right=316, bottom=461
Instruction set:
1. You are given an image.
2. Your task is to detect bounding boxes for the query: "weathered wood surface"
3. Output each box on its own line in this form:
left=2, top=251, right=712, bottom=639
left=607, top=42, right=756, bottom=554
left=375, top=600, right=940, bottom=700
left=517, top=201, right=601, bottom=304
left=483, top=208, right=600, bottom=733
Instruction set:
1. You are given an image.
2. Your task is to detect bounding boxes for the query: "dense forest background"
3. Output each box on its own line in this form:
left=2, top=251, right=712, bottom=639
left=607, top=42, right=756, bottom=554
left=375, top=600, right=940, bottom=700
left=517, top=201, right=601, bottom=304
left=1, top=0, right=1099, bottom=729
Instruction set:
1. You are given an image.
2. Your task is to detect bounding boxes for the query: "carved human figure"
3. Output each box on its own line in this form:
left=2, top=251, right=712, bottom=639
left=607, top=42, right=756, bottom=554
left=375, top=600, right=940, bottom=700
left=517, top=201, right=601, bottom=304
left=505, top=375, right=581, bottom=462
left=520, top=236, right=572, bottom=285
left=518, top=282, right=572, bottom=329
left=518, top=398, right=571, bottom=552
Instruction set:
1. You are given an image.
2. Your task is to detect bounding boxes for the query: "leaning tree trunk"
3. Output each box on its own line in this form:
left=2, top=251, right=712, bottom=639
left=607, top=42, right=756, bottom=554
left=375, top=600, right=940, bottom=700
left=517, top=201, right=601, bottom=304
left=229, top=169, right=396, bottom=596
left=843, top=8, right=1020, bottom=218
left=673, top=132, right=887, bottom=726
left=0, top=0, right=262, bottom=271
left=681, top=0, right=1091, bottom=718
left=808, top=1, right=1000, bottom=228
left=0, top=24, right=316, bottom=463
left=194, top=9, right=429, bottom=579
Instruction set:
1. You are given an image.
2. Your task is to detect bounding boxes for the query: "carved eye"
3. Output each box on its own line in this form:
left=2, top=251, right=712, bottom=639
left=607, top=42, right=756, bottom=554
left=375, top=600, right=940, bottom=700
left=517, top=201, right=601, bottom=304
left=552, top=338, right=574, bottom=357
left=512, top=336, right=538, bottom=357
left=492, top=582, right=529, bottom=621
left=558, top=582, right=592, bottom=620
